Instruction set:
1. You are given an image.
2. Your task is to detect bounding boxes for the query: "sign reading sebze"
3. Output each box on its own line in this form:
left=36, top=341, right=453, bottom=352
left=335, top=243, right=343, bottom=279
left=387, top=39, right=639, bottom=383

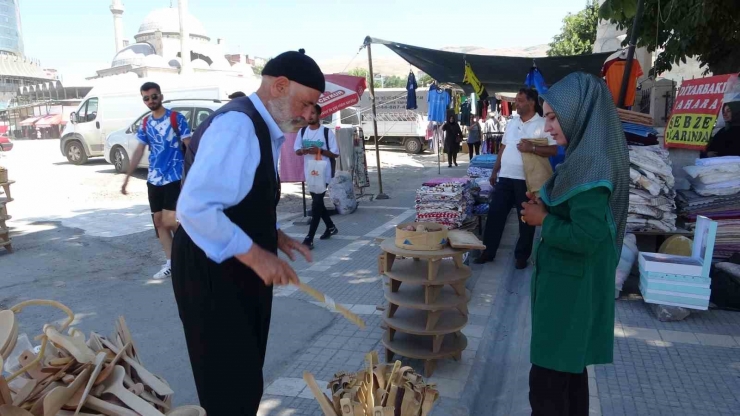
left=664, top=74, right=734, bottom=150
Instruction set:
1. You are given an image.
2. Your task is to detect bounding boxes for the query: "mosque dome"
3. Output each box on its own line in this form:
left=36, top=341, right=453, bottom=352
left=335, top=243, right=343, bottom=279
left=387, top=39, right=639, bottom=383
left=111, top=43, right=155, bottom=67
left=135, top=8, right=209, bottom=41
left=209, top=57, right=232, bottom=71
left=190, top=59, right=210, bottom=69
left=143, top=54, right=170, bottom=68
left=230, top=62, right=254, bottom=75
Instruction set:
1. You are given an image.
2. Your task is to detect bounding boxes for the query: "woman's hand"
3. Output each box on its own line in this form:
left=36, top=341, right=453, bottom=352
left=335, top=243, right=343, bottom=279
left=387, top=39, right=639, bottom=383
left=521, top=193, right=548, bottom=226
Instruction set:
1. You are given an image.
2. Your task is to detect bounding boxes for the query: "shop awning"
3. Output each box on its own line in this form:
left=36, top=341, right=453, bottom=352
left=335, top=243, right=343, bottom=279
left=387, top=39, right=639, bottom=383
left=364, top=37, right=613, bottom=93
left=35, top=114, right=63, bottom=127
left=19, top=116, right=43, bottom=126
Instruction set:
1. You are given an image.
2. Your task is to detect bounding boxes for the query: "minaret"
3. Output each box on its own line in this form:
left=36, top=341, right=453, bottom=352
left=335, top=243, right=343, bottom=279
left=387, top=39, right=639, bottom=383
left=110, top=0, right=125, bottom=53
left=178, top=0, right=191, bottom=74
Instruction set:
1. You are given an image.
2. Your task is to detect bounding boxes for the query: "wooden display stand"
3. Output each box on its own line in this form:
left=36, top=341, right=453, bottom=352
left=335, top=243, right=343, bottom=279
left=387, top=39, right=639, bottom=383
left=379, top=239, right=471, bottom=377
left=0, top=180, right=14, bottom=253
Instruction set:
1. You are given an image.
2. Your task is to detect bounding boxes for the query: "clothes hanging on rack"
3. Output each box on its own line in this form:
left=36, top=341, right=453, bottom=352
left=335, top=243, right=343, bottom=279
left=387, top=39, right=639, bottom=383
left=427, top=84, right=451, bottom=122
left=460, top=101, right=472, bottom=126
left=525, top=67, right=549, bottom=94
left=603, top=59, right=643, bottom=107
left=406, top=72, right=418, bottom=110
left=478, top=100, right=488, bottom=118
left=502, top=101, right=511, bottom=116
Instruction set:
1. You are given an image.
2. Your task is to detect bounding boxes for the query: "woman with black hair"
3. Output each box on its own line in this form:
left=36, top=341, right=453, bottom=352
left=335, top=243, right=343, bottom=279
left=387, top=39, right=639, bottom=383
left=706, top=104, right=740, bottom=157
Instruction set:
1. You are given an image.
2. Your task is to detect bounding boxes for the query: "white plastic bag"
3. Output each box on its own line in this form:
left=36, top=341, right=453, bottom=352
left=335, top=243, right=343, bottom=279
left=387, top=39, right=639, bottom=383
left=306, top=158, right=328, bottom=194
left=616, top=234, right=638, bottom=290
left=328, top=171, right=358, bottom=214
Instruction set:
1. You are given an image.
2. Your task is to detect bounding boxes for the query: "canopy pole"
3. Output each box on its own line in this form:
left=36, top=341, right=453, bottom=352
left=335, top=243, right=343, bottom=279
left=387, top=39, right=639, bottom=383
left=366, top=42, right=389, bottom=199
left=617, top=0, right=645, bottom=109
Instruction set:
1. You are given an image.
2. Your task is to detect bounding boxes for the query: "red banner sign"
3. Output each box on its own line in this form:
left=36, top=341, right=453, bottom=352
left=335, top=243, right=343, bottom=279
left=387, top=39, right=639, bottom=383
left=664, top=74, right=735, bottom=149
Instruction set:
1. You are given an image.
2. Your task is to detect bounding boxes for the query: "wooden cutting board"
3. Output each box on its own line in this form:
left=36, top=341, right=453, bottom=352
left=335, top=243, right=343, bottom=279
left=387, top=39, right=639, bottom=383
left=447, top=230, right=486, bottom=250
left=0, top=311, right=16, bottom=356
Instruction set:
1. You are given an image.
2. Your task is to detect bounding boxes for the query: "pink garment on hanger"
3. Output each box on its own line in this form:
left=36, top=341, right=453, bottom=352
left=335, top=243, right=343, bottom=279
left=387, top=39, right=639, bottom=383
left=279, top=132, right=305, bottom=182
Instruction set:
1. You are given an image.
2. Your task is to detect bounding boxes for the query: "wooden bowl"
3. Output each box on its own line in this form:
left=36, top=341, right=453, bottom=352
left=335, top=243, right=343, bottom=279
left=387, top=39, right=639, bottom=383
left=166, top=406, right=206, bottom=416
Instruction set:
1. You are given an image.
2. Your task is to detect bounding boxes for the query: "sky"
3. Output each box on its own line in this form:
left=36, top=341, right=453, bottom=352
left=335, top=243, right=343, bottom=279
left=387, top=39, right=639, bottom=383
left=19, top=0, right=591, bottom=79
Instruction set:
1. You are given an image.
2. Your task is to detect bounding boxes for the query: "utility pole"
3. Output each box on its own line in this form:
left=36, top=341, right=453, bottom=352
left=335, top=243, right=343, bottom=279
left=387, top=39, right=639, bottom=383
left=617, top=0, right=646, bottom=108
left=365, top=40, right=389, bottom=199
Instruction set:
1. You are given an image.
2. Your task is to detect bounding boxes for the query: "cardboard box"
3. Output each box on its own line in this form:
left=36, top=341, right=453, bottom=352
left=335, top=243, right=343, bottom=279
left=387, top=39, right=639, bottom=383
left=395, top=222, right=449, bottom=251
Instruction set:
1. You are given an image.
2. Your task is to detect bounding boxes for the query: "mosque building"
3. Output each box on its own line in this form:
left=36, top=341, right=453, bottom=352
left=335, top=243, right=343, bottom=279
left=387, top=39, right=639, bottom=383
left=90, top=0, right=254, bottom=79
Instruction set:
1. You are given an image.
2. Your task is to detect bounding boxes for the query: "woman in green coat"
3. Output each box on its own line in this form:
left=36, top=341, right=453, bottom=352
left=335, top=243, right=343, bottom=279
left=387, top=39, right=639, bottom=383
left=520, top=72, right=630, bottom=416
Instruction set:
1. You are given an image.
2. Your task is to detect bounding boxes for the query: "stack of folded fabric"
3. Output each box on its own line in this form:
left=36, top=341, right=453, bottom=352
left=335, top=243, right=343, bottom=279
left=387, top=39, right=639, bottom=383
left=683, top=156, right=740, bottom=196
left=415, top=177, right=472, bottom=229
left=467, top=154, right=497, bottom=178
left=677, top=156, right=740, bottom=259
left=627, top=145, right=677, bottom=232
left=617, top=109, right=659, bottom=146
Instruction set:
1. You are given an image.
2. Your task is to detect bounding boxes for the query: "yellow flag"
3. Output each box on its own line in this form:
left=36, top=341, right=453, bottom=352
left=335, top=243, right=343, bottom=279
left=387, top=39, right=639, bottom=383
left=463, top=63, right=488, bottom=99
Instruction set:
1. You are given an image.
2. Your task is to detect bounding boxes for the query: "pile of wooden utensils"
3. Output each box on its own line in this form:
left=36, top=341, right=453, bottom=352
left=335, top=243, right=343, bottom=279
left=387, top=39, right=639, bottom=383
left=0, top=300, right=205, bottom=416
left=303, top=352, right=439, bottom=416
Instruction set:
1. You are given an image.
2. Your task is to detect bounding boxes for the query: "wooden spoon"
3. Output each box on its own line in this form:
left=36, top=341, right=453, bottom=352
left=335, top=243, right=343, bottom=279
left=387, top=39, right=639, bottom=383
left=94, top=343, right=129, bottom=386
left=1, top=324, right=18, bottom=360
left=36, top=368, right=90, bottom=416
left=11, top=380, right=36, bottom=406
left=165, top=406, right=206, bottom=416
left=99, top=366, right=164, bottom=416
left=74, top=353, right=105, bottom=416
left=0, top=376, right=12, bottom=406
left=17, top=352, right=47, bottom=381
left=0, top=311, right=16, bottom=355
left=0, top=404, right=34, bottom=416
left=56, top=411, right=102, bottom=416
left=97, top=338, right=173, bottom=396
left=43, top=327, right=95, bottom=365
left=63, top=389, right=138, bottom=416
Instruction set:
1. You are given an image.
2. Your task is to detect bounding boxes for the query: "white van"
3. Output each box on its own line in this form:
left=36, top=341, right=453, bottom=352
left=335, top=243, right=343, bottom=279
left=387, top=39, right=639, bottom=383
left=60, top=74, right=259, bottom=165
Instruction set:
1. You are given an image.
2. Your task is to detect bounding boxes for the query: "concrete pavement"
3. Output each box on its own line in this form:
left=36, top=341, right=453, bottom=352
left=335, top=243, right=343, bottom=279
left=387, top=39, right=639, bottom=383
left=2, top=140, right=740, bottom=415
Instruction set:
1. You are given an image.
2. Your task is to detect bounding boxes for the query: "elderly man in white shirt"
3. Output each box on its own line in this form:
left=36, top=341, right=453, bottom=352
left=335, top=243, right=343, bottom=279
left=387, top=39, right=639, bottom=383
left=475, top=88, right=558, bottom=269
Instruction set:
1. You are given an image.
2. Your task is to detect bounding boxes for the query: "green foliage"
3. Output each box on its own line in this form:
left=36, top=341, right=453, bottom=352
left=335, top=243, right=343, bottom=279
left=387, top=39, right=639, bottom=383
left=418, top=74, right=435, bottom=86
left=600, top=0, right=740, bottom=75
left=347, top=67, right=381, bottom=88
left=547, top=0, right=600, bottom=57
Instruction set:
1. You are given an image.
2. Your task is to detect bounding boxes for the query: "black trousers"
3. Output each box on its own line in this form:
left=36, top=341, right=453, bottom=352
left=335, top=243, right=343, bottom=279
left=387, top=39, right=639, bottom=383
left=447, top=151, right=457, bottom=166
left=172, top=227, right=274, bottom=415
left=529, top=365, right=589, bottom=416
left=468, top=142, right=481, bottom=159
left=481, top=177, right=535, bottom=260
left=308, top=191, right=334, bottom=240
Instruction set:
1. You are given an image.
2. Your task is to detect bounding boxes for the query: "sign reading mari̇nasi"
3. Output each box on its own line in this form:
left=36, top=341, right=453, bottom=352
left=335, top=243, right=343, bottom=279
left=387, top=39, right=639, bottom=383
left=664, top=74, right=735, bottom=150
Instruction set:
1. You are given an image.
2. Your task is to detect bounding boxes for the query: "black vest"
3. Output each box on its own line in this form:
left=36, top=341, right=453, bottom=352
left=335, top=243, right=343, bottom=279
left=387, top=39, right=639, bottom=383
left=183, top=97, right=280, bottom=254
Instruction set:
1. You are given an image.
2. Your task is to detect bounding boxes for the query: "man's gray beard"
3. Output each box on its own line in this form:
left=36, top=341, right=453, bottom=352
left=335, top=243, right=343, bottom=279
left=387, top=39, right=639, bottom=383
left=267, top=97, right=306, bottom=133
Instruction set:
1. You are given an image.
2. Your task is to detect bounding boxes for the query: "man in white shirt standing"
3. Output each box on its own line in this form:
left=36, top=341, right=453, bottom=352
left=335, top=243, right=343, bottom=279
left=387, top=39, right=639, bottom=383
left=294, top=104, right=339, bottom=249
left=476, top=88, right=558, bottom=269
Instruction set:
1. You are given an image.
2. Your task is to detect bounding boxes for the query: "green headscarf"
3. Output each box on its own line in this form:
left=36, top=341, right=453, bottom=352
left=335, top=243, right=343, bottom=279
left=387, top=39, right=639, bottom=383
left=539, top=72, right=630, bottom=255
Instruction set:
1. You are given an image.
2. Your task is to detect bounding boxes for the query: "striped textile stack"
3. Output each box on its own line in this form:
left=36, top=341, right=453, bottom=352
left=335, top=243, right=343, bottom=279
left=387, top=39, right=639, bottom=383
left=415, top=178, right=473, bottom=229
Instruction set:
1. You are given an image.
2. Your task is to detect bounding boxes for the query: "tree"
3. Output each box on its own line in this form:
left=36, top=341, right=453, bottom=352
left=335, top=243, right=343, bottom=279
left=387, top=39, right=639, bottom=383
left=418, top=74, right=435, bottom=87
left=253, top=58, right=271, bottom=76
left=347, top=67, right=381, bottom=88
left=600, top=0, right=740, bottom=75
left=547, top=0, right=600, bottom=56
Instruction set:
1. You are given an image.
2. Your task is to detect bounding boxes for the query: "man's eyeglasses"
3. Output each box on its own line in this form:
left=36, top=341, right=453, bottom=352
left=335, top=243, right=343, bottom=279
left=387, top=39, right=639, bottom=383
left=143, top=94, right=160, bottom=102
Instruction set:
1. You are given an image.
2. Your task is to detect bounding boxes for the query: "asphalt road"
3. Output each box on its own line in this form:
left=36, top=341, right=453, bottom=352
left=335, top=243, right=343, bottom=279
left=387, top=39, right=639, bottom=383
left=0, top=140, right=335, bottom=406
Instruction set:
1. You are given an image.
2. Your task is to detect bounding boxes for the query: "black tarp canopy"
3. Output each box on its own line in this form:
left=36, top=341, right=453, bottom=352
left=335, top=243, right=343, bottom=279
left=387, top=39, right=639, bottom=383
left=365, top=36, right=612, bottom=94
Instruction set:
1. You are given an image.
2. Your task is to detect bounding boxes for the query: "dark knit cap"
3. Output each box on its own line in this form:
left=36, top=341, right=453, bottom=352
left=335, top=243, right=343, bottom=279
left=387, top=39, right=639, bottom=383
left=262, top=49, right=326, bottom=93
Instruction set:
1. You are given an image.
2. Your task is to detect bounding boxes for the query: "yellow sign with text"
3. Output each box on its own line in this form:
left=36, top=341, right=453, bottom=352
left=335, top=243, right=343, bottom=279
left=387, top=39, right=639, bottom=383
left=664, top=113, right=718, bottom=149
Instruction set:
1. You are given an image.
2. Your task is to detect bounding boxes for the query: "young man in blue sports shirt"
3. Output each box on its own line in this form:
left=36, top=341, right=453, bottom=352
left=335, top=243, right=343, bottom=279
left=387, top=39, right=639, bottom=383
left=121, top=81, right=192, bottom=279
